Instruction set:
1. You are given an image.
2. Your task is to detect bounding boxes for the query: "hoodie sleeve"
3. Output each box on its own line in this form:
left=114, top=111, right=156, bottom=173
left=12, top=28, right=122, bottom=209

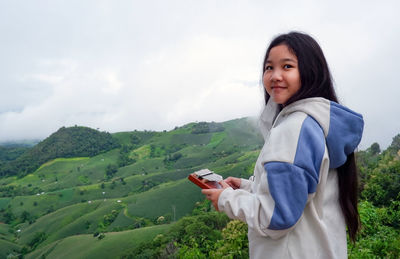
left=218, top=114, right=326, bottom=239
left=240, top=178, right=253, bottom=191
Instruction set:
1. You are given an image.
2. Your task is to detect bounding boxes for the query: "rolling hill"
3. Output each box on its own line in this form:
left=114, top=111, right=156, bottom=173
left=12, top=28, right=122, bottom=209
left=0, top=117, right=263, bottom=258
left=0, top=126, right=119, bottom=178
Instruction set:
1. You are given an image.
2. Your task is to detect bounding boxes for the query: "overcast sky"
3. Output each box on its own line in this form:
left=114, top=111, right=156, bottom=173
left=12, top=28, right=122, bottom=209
left=1, top=0, right=399, bottom=150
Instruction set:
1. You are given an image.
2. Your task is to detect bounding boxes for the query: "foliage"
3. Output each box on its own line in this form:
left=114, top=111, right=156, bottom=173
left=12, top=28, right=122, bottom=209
left=122, top=201, right=230, bottom=258
left=361, top=160, right=400, bottom=207
left=2, top=208, right=16, bottom=224
left=28, top=231, right=47, bottom=250
left=348, top=201, right=400, bottom=258
left=210, top=220, right=249, bottom=259
left=191, top=122, right=225, bottom=134
left=0, top=120, right=399, bottom=258
left=131, top=139, right=399, bottom=259
left=25, top=224, right=170, bottom=259
left=0, top=119, right=263, bottom=257
left=0, top=126, right=119, bottom=177
left=0, top=145, right=30, bottom=162
left=118, top=145, right=136, bottom=167
left=97, top=210, right=120, bottom=232
left=122, top=201, right=250, bottom=258
left=358, top=142, right=400, bottom=207
left=345, top=140, right=400, bottom=258
left=386, top=134, right=400, bottom=156
left=105, top=164, right=118, bottom=179
left=163, top=152, right=182, bottom=168
left=369, top=142, right=381, bottom=155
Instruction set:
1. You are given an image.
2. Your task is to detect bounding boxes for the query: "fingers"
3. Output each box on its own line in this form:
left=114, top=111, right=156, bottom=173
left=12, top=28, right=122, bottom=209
left=219, top=180, right=230, bottom=188
left=201, top=189, right=212, bottom=195
left=201, top=188, right=223, bottom=211
left=224, top=177, right=240, bottom=189
left=201, top=188, right=221, bottom=200
left=202, top=189, right=215, bottom=201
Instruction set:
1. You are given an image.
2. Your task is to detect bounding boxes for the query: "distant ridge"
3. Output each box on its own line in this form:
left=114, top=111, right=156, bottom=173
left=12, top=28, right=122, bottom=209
left=0, top=126, right=119, bottom=177
left=0, top=139, right=40, bottom=148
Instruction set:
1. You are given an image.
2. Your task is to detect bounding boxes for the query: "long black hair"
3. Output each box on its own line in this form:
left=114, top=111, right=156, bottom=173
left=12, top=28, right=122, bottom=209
left=262, top=31, right=360, bottom=242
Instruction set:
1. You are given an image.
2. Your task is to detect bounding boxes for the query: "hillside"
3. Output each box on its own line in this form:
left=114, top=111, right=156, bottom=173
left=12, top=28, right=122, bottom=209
left=0, top=118, right=263, bottom=258
left=0, top=120, right=398, bottom=258
left=0, top=126, right=119, bottom=178
left=0, top=146, right=31, bottom=163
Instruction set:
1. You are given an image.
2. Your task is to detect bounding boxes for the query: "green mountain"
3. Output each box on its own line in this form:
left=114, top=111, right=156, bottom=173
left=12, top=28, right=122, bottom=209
left=0, top=126, right=119, bottom=178
left=1, top=120, right=398, bottom=258
left=0, top=118, right=263, bottom=258
left=0, top=146, right=31, bottom=163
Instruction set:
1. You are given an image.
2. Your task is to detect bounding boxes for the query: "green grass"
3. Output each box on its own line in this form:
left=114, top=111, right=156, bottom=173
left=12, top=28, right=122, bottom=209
left=112, top=131, right=157, bottom=146
left=0, top=197, right=11, bottom=210
left=116, top=158, right=165, bottom=177
left=0, top=223, right=11, bottom=236
left=108, top=207, right=135, bottom=230
left=0, top=175, right=17, bottom=186
left=208, top=132, right=227, bottom=148
left=10, top=191, right=62, bottom=218
left=131, top=145, right=151, bottom=160
left=40, top=200, right=124, bottom=245
left=170, top=133, right=212, bottom=145
left=12, top=157, right=90, bottom=189
left=111, top=132, right=133, bottom=145
left=125, top=179, right=204, bottom=220
left=25, top=224, right=171, bottom=259
left=18, top=198, right=131, bottom=248
left=36, top=157, right=89, bottom=172
left=0, top=223, right=15, bottom=250
left=9, top=167, right=193, bottom=220
left=0, top=238, right=21, bottom=258
left=0, top=117, right=264, bottom=256
left=18, top=200, right=104, bottom=245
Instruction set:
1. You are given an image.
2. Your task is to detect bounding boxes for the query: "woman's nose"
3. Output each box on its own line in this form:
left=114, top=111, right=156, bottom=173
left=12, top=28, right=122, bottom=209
left=271, top=69, right=282, bottom=82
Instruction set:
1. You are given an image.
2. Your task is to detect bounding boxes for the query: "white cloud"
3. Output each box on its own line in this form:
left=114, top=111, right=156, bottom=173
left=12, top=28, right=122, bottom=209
left=0, top=0, right=399, bottom=150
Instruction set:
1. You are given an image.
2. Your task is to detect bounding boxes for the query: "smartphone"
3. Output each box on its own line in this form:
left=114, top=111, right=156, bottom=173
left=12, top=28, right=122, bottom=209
left=188, top=169, right=222, bottom=189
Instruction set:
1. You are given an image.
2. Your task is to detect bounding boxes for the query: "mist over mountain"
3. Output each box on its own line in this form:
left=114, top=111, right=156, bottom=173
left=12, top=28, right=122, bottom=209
left=0, top=126, right=119, bottom=178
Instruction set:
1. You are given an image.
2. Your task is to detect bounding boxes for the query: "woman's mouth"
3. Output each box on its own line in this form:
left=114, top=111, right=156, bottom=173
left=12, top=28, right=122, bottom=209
left=271, top=86, right=287, bottom=91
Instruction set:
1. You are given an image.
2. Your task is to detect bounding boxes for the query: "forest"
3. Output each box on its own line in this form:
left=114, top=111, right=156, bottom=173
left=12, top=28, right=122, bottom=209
left=0, top=126, right=119, bottom=178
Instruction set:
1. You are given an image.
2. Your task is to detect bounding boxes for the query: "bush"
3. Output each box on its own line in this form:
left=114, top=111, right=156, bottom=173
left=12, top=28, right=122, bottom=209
left=28, top=232, right=47, bottom=249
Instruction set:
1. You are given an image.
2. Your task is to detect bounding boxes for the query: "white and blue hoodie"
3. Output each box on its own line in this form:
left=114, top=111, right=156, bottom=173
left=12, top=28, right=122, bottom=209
left=218, top=97, right=364, bottom=259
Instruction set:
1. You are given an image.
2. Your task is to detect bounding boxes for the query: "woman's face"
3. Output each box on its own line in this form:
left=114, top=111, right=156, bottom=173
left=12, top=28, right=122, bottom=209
left=263, top=44, right=301, bottom=105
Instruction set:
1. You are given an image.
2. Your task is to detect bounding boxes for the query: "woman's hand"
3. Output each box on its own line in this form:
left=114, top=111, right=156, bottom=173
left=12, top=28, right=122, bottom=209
left=224, top=177, right=241, bottom=190
left=202, top=180, right=230, bottom=211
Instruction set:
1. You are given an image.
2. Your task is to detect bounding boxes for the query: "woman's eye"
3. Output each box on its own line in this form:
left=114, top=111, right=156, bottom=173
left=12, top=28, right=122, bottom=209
left=283, top=64, right=293, bottom=69
left=265, top=66, right=273, bottom=71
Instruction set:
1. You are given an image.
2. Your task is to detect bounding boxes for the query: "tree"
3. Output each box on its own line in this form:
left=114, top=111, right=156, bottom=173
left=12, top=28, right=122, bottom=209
left=130, top=135, right=141, bottom=145
left=387, top=134, right=400, bottom=155
left=211, top=220, right=249, bottom=258
left=105, top=164, right=118, bottom=179
left=20, top=210, right=31, bottom=222
left=369, top=142, right=381, bottom=155
left=3, top=209, right=15, bottom=224
left=28, top=232, right=47, bottom=249
left=0, top=126, right=119, bottom=177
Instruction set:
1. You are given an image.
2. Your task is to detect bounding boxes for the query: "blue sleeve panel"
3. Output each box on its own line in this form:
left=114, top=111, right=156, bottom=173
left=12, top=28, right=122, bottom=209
left=265, top=116, right=325, bottom=230
left=326, top=102, right=364, bottom=168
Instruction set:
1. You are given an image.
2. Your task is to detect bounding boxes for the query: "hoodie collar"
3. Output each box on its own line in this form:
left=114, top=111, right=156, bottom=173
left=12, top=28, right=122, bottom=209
left=258, top=98, right=280, bottom=140
left=259, top=97, right=364, bottom=168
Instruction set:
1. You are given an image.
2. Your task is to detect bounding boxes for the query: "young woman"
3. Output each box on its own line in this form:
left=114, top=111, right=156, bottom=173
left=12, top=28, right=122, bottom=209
left=203, top=32, right=364, bottom=258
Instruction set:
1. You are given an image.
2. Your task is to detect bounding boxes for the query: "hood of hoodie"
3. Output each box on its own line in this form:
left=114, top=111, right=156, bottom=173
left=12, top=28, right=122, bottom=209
left=259, top=97, right=364, bottom=169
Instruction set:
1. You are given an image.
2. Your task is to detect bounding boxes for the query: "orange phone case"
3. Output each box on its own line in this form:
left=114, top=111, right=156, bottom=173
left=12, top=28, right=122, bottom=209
left=188, top=173, right=222, bottom=189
